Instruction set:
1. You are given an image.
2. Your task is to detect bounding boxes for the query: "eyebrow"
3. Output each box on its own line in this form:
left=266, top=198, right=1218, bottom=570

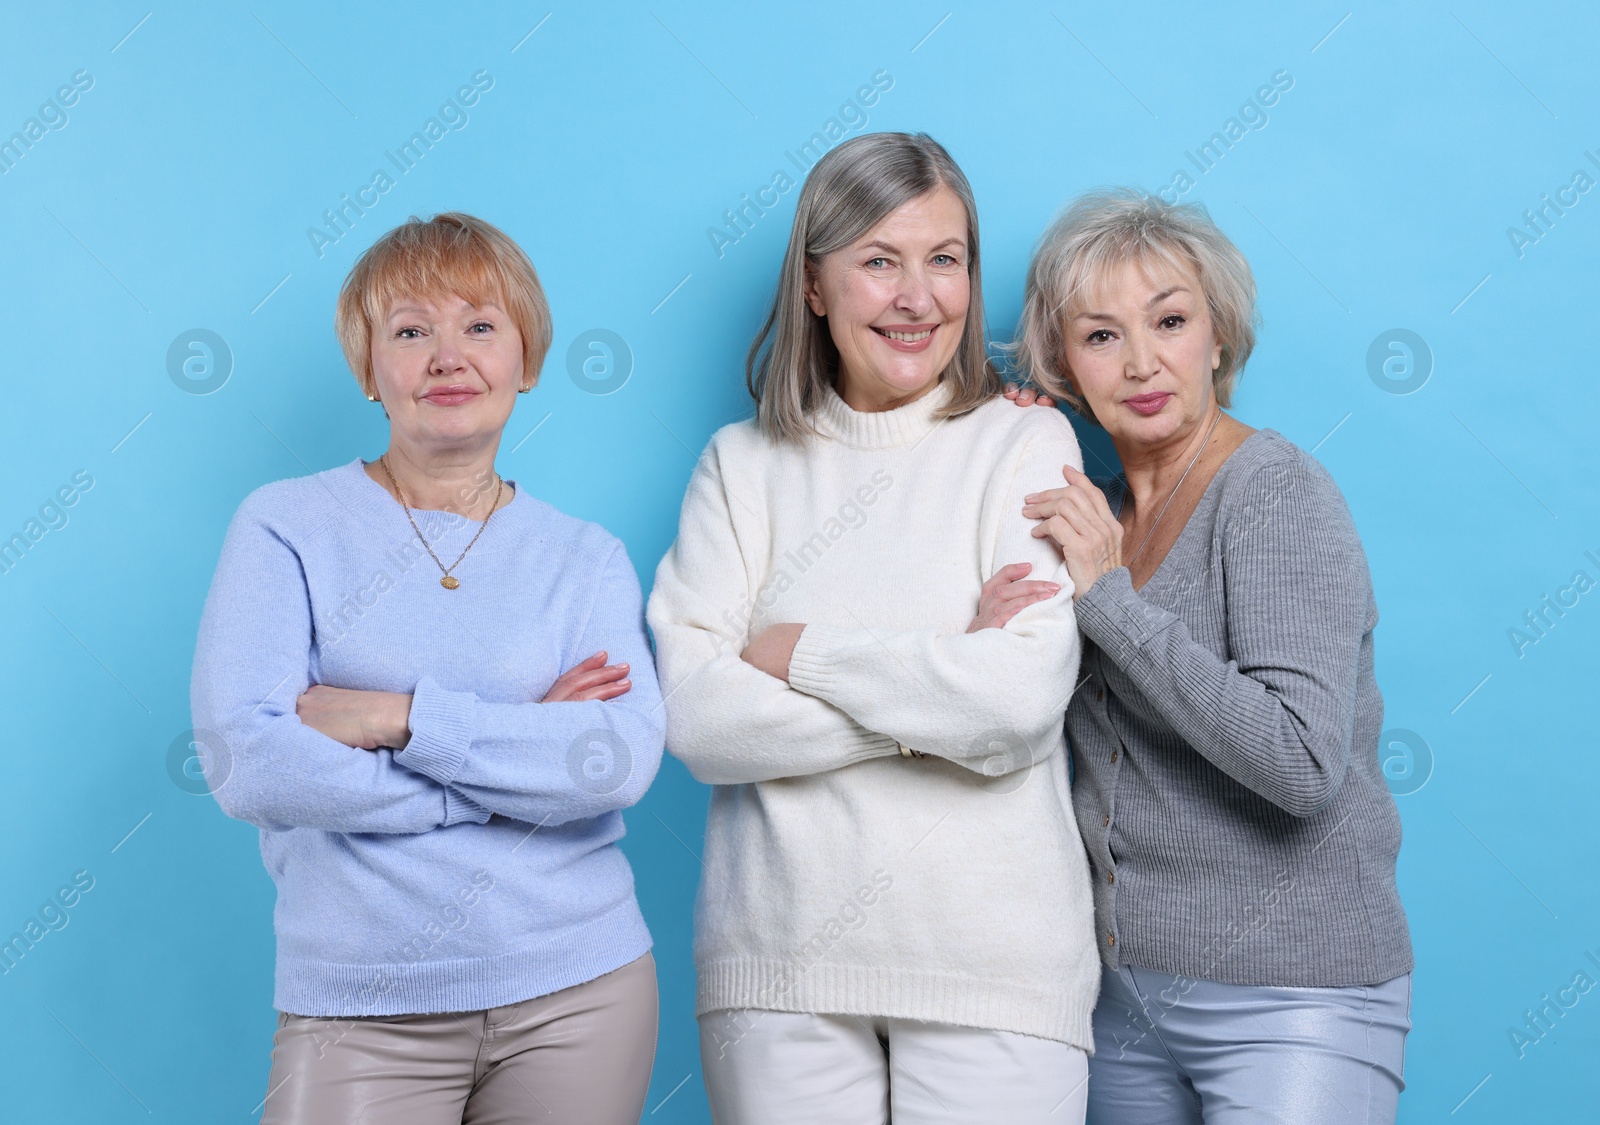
left=385, top=301, right=502, bottom=320
left=858, top=237, right=967, bottom=255
left=1072, top=286, right=1191, bottom=321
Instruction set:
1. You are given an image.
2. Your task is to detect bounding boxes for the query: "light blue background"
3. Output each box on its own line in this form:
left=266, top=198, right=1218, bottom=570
left=2, top=1, right=1595, bottom=1120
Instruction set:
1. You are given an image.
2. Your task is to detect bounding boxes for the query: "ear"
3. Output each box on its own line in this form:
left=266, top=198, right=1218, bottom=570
left=1211, top=339, right=1224, bottom=372
left=802, top=261, right=827, bottom=318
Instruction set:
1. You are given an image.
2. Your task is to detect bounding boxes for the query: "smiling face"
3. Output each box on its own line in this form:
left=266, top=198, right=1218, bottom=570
left=802, top=184, right=971, bottom=412
left=369, top=293, right=525, bottom=455
left=1061, top=255, right=1225, bottom=452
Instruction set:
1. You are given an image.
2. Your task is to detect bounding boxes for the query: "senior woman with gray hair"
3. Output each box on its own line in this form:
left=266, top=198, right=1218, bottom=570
left=1004, top=189, right=1413, bottom=1123
left=648, top=132, right=1100, bottom=1122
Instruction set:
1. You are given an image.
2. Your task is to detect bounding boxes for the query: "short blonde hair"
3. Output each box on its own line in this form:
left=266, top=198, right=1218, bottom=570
left=1012, top=189, right=1257, bottom=419
left=335, top=212, right=553, bottom=398
left=747, top=132, right=1001, bottom=443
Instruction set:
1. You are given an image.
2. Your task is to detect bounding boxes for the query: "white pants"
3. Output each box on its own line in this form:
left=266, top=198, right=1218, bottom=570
left=699, top=1008, right=1089, bottom=1124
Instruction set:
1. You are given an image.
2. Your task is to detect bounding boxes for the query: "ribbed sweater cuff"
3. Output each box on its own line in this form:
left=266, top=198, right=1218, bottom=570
left=786, top=623, right=857, bottom=702
left=443, top=788, right=491, bottom=826
left=1074, top=567, right=1176, bottom=658
left=399, top=675, right=476, bottom=786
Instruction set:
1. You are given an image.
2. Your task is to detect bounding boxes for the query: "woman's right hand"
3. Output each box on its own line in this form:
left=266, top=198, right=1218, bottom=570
left=966, top=562, right=1061, bottom=632
left=541, top=651, right=632, bottom=703
left=1002, top=382, right=1057, bottom=409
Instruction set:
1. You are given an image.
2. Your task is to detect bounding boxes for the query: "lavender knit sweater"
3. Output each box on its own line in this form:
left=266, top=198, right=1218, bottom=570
left=190, top=459, right=663, bottom=1016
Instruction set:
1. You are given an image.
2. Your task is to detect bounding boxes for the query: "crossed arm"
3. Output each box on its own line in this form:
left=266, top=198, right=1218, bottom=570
left=647, top=423, right=1083, bottom=785
left=191, top=500, right=661, bottom=834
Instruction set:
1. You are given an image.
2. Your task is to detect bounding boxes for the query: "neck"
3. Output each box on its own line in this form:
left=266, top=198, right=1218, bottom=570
left=835, top=370, right=939, bottom=413
left=1115, top=404, right=1224, bottom=514
left=373, top=436, right=504, bottom=516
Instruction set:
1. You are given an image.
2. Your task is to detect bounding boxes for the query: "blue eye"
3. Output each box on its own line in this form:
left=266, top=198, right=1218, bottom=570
left=469, top=321, right=493, bottom=334
left=396, top=327, right=422, bottom=339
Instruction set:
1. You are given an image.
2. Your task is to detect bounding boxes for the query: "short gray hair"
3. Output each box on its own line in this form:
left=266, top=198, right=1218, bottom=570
left=746, top=131, right=1000, bottom=443
left=1011, top=188, right=1258, bottom=418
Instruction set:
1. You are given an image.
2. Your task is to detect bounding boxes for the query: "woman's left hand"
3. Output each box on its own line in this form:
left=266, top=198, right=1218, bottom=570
left=740, top=624, right=806, bottom=683
left=297, top=684, right=413, bottom=750
left=1023, top=464, right=1124, bottom=601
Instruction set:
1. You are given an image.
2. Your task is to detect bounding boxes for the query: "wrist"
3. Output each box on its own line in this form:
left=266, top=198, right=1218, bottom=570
left=384, top=692, right=414, bottom=748
left=1072, top=565, right=1118, bottom=603
left=778, top=623, right=805, bottom=680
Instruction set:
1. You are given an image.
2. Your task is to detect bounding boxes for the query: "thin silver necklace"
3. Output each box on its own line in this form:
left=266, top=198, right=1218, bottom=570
left=1124, top=408, right=1224, bottom=569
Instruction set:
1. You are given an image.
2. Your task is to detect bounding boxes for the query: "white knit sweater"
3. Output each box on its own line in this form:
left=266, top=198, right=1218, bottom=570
left=646, top=378, right=1101, bottom=1049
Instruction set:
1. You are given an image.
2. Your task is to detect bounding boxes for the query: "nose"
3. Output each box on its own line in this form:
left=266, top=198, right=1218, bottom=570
left=891, top=264, right=935, bottom=319
left=1124, top=329, right=1161, bottom=379
left=429, top=334, right=467, bottom=377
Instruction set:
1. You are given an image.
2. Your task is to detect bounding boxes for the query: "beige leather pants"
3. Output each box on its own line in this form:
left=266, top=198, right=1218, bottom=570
left=260, top=952, right=657, bottom=1124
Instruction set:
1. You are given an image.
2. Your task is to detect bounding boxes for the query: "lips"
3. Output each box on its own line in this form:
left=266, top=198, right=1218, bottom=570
left=422, top=385, right=481, bottom=406
left=1123, top=392, right=1172, bottom=416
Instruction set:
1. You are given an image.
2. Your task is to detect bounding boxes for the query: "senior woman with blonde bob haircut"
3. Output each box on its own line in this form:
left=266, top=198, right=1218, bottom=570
left=648, top=132, right=1101, bottom=1124
left=1004, top=189, right=1414, bottom=1123
left=191, top=212, right=665, bottom=1125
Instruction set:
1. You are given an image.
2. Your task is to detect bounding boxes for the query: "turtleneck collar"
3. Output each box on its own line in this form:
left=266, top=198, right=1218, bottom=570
left=809, top=378, right=957, bottom=449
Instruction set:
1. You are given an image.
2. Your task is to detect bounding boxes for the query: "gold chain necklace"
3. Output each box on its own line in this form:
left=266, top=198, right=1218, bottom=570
left=378, top=454, right=503, bottom=590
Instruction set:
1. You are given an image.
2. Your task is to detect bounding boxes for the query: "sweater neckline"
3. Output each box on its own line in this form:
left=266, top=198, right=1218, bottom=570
left=335, top=458, right=527, bottom=536
left=1105, top=428, right=1281, bottom=519
left=810, top=378, right=956, bottom=449
left=1107, top=428, right=1281, bottom=593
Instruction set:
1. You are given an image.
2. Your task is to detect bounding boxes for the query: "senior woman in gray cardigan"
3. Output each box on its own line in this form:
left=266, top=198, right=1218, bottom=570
left=1003, top=189, right=1412, bottom=1124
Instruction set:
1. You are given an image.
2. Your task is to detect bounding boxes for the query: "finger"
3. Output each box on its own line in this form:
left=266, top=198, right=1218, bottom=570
left=1022, top=497, right=1067, bottom=520
left=552, top=653, right=609, bottom=685
left=981, top=562, right=1033, bottom=591
left=1002, top=382, right=1020, bottom=398
left=990, top=589, right=1056, bottom=628
left=558, top=652, right=612, bottom=680
left=1036, top=394, right=1057, bottom=409
left=1025, top=485, right=1097, bottom=521
left=558, top=664, right=631, bottom=693
left=1016, top=387, right=1038, bottom=406
left=1060, top=465, right=1107, bottom=499
left=1084, top=478, right=1120, bottom=527
left=1032, top=512, right=1090, bottom=550
left=1022, top=486, right=1072, bottom=507
left=1049, top=498, right=1104, bottom=541
left=994, top=580, right=1062, bottom=603
left=573, top=679, right=633, bottom=703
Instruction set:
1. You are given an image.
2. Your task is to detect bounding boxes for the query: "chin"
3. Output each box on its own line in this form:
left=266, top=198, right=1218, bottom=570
left=880, top=365, right=943, bottom=395
left=1120, top=413, right=1184, bottom=442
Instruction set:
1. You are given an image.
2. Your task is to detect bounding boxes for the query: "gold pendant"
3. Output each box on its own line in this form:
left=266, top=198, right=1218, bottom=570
left=440, top=576, right=460, bottom=590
